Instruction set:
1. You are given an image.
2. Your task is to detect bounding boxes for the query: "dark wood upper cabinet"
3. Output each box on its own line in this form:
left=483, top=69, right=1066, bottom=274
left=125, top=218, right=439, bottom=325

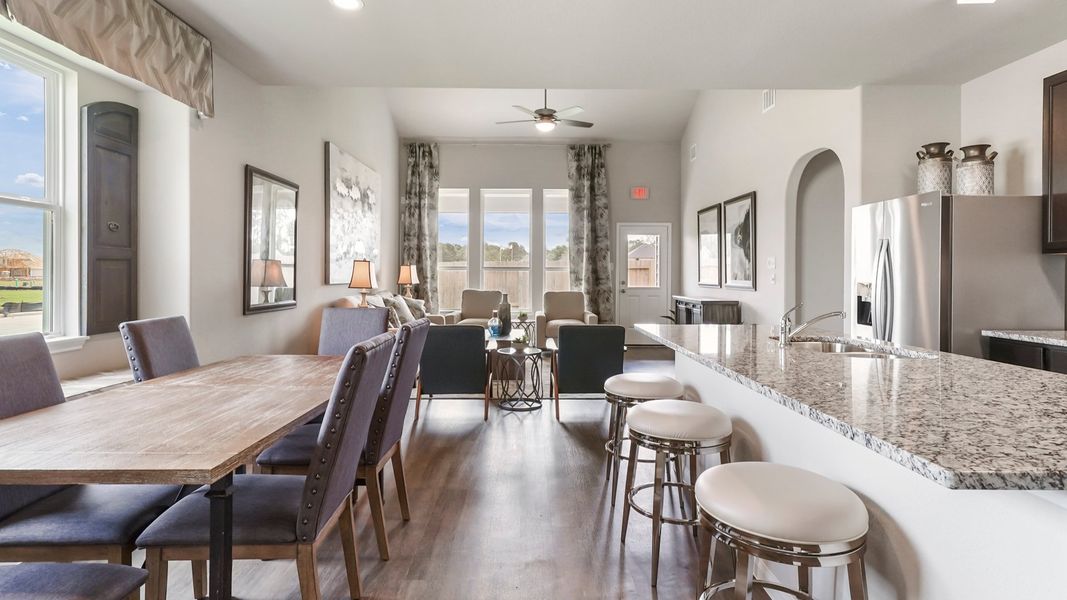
left=1043, top=69, right=1067, bottom=253
left=82, top=102, right=138, bottom=336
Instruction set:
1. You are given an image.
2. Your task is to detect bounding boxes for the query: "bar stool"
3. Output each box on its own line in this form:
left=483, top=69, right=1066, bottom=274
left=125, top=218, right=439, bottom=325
left=603, top=373, right=684, bottom=507
left=620, top=398, right=732, bottom=587
left=695, top=462, right=870, bottom=600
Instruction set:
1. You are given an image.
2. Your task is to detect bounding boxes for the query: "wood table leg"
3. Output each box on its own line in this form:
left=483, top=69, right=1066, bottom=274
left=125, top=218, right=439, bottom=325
left=206, top=472, right=234, bottom=600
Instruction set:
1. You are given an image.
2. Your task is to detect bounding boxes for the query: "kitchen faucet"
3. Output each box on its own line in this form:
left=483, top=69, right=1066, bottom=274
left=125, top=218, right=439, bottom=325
left=778, top=303, right=847, bottom=347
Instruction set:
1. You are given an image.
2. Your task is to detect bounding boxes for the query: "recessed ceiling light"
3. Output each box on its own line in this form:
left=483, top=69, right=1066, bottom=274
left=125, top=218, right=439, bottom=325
left=957, top=0, right=995, bottom=4
left=330, top=0, right=365, bottom=10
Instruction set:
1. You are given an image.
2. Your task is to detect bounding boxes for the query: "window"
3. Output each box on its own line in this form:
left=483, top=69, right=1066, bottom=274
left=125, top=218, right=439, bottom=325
left=0, top=50, right=61, bottom=338
left=627, top=234, right=661, bottom=288
left=544, top=189, right=570, bottom=293
left=437, top=189, right=470, bottom=310
left=482, top=189, right=531, bottom=309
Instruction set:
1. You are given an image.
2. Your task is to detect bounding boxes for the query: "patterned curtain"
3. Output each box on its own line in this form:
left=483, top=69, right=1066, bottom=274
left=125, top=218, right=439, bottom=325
left=401, top=143, right=440, bottom=312
left=567, top=144, right=614, bottom=323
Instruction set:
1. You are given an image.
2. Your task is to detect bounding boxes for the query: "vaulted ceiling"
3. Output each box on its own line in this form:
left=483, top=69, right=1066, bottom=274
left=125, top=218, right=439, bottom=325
left=169, top=0, right=1067, bottom=89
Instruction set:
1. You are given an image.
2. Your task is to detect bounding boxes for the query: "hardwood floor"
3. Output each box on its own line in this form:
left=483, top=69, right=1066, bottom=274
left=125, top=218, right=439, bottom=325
left=156, top=355, right=732, bottom=599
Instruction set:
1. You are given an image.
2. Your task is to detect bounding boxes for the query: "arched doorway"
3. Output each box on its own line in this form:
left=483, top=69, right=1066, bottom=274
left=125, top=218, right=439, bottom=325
left=794, top=150, right=845, bottom=331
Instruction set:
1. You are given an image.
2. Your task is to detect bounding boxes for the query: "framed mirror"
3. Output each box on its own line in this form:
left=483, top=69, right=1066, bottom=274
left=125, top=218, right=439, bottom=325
left=244, top=165, right=298, bottom=314
left=697, top=203, right=722, bottom=287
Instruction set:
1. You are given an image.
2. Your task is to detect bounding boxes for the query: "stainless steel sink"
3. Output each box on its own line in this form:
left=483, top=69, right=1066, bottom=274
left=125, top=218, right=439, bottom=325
left=787, top=341, right=901, bottom=359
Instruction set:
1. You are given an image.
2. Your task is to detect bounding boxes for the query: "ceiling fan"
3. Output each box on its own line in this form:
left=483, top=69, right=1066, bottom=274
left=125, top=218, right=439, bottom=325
left=496, top=90, right=594, bottom=133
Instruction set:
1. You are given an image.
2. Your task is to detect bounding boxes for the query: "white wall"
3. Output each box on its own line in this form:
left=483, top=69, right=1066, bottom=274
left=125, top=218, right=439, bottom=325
left=796, top=150, right=845, bottom=329
left=861, top=85, right=960, bottom=202
left=429, top=142, right=681, bottom=314
left=189, top=57, right=400, bottom=363
left=962, top=39, right=1067, bottom=196
left=681, top=89, right=863, bottom=326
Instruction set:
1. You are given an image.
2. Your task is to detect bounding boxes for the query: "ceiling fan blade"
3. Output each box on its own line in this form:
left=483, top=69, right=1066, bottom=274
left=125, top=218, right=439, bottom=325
left=496, top=119, right=533, bottom=124
left=554, top=106, right=584, bottom=118
left=512, top=105, right=537, bottom=116
left=560, top=119, right=594, bottom=128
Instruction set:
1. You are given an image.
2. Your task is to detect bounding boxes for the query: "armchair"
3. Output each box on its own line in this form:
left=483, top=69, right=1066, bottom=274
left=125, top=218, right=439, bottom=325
left=450, top=289, right=503, bottom=328
left=536, top=291, right=598, bottom=348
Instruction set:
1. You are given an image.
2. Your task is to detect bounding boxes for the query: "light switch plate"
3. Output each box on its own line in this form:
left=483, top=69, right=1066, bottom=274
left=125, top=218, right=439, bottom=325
left=766, top=256, right=776, bottom=270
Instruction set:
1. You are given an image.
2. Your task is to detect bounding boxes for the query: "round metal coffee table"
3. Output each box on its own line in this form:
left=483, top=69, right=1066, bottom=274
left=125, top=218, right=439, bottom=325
left=494, top=346, right=544, bottom=411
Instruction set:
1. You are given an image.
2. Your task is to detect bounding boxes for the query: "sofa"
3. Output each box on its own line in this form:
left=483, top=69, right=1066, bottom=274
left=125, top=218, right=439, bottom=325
left=535, top=291, right=598, bottom=347
left=334, top=291, right=450, bottom=326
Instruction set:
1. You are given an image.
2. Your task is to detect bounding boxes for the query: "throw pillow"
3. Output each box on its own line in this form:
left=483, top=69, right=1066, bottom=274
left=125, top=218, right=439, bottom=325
left=403, top=297, right=427, bottom=319
left=385, top=295, right=416, bottom=324
left=386, top=306, right=401, bottom=329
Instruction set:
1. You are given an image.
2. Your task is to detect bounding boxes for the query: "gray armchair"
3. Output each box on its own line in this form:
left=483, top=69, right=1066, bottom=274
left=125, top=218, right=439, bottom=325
left=536, top=291, right=598, bottom=348
left=0, top=333, right=181, bottom=588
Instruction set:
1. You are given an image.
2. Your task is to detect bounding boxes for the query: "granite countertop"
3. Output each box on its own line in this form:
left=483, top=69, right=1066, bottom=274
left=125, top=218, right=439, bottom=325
left=982, top=330, right=1067, bottom=348
left=636, top=323, right=1067, bottom=491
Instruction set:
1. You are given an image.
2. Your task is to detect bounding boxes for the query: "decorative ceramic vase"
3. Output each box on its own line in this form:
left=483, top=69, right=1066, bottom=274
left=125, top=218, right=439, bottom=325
left=488, top=310, right=502, bottom=337
left=917, top=142, right=954, bottom=195
left=955, top=144, right=997, bottom=195
left=498, top=293, right=512, bottom=335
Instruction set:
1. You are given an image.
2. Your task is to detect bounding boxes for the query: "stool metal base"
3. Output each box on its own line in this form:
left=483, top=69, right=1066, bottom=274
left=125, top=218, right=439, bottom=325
left=698, top=508, right=869, bottom=600
left=621, top=429, right=732, bottom=588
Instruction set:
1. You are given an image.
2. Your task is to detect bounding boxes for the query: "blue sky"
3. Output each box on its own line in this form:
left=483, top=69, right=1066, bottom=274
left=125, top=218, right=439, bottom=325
left=0, top=204, right=45, bottom=256
left=439, top=212, right=568, bottom=249
left=0, top=60, right=46, bottom=201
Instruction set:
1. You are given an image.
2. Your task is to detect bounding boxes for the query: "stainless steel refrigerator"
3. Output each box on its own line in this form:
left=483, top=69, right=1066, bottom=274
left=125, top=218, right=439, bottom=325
left=850, top=191, right=1065, bottom=357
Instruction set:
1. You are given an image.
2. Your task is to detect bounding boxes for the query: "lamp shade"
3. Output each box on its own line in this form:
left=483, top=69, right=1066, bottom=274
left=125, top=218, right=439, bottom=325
left=250, top=259, right=287, bottom=288
left=397, top=264, right=420, bottom=285
left=348, top=259, right=377, bottom=290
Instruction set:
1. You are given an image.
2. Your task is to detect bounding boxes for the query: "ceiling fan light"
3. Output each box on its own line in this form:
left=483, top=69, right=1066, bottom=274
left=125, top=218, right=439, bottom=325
left=535, top=120, right=556, bottom=133
left=330, top=0, right=365, bottom=10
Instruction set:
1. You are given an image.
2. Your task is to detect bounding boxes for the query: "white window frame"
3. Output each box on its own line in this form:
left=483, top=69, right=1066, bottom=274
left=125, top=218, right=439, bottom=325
left=542, top=189, right=570, bottom=294
left=480, top=189, right=533, bottom=310
left=0, top=39, right=81, bottom=350
left=436, top=188, right=471, bottom=311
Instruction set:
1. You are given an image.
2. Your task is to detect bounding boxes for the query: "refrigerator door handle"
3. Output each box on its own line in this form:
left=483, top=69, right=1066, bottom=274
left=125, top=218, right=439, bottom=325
left=873, top=239, right=895, bottom=342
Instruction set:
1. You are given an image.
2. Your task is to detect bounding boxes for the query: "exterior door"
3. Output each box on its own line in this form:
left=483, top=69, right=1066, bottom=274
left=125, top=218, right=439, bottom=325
left=617, top=223, right=670, bottom=329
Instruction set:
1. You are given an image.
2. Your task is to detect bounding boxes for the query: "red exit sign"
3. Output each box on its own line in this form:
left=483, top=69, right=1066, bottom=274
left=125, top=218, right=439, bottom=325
left=630, top=186, right=650, bottom=200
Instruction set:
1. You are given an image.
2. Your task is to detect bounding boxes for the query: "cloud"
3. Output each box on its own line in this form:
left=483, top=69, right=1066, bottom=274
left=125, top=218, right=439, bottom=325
left=16, top=115, right=29, bottom=122
left=0, top=112, right=5, bottom=117
left=15, top=173, right=44, bottom=188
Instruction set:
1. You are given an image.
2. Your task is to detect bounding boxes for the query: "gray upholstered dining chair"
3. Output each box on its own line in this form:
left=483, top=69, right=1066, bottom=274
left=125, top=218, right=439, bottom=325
left=119, top=316, right=200, bottom=382
left=416, top=324, right=491, bottom=421
left=550, top=325, right=626, bottom=421
left=0, top=333, right=181, bottom=600
left=0, top=562, right=147, bottom=599
left=137, top=332, right=396, bottom=600
left=317, top=307, right=390, bottom=355
left=256, top=318, right=430, bottom=560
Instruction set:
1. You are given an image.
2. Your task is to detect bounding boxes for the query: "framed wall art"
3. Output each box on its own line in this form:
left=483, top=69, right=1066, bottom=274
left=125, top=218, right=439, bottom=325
left=325, top=141, right=381, bottom=284
left=723, top=191, right=756, bottom=290
left=697, top=203, right=722, bottom=287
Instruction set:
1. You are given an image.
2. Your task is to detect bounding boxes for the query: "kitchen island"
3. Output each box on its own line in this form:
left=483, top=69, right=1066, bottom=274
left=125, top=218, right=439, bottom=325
left=637, top=323, right=1067, bottom=599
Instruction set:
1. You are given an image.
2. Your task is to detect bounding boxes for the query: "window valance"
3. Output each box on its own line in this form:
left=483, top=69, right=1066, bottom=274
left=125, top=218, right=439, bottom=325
left=1, top=0, right=214, bottom=116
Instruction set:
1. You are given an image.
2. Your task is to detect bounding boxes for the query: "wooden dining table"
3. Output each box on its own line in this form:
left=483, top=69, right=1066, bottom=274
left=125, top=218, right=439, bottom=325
left=0, top=354, right=343, bottom=600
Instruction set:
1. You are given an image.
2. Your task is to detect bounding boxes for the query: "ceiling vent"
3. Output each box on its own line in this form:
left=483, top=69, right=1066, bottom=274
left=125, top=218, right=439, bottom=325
left=762, top=89, right=776, bottom=113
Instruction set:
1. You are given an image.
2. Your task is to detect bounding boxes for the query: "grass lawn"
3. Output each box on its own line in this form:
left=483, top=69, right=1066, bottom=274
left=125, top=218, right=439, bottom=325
left=0, top=289, right=43, bottom=305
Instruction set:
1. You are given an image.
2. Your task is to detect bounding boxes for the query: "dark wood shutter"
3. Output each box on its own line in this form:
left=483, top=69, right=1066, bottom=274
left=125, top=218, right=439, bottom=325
left=81, top=102, right=138, bottom=336
left=1043, top=69, right=1067, bottom=253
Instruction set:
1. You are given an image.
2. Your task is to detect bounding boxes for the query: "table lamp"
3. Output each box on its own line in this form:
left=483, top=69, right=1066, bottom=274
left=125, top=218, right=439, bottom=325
left=397, top=264, right=420, bottom=298
left=250, top=258, right=288, bottom=303
left=348, top=259, right=377, bottom=307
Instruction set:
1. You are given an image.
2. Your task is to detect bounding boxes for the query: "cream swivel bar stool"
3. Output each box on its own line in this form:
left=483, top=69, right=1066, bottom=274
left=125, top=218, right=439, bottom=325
left=603, top=373, right=685, bottom=507
left=695, top=462, right=870, bottom=600
left=620, top=398, right=733, bottom=587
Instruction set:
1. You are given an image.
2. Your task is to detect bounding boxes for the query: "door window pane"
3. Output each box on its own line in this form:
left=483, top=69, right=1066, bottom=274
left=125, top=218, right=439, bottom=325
left=0, top=60, right=46, bottom=201
left=627, top=234, right=660, bottom=288
left=544, top=189, right=569, bottom=292
left=0, top=204, right=51, bottom=335
left=437, top=189, right=469, bottom=310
